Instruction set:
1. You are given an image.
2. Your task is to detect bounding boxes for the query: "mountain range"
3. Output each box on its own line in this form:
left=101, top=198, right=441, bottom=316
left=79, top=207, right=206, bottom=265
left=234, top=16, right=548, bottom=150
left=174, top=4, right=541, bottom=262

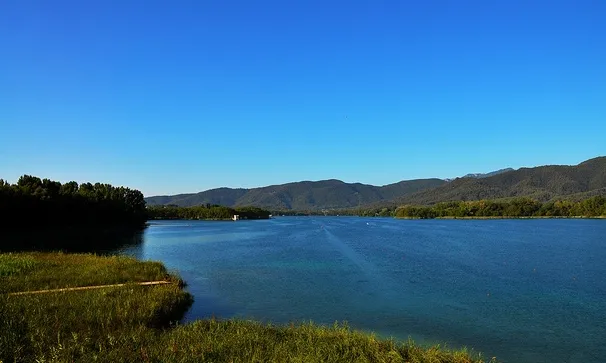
left=145, top=156, right=606, bottom=210
left=145, top=179, right=447, bottom=210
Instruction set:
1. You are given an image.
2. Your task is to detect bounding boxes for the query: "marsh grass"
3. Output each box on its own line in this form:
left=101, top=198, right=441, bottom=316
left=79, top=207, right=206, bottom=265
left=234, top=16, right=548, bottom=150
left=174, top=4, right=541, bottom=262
left=148, top=320, right=492, bottom=363
left=0, top=253, right=494, bottom=363
left=0, top=284, right=192, bottom=362
left=0, top=254, right=37, bottom=277
left=0, top=252, right=178, bottom=294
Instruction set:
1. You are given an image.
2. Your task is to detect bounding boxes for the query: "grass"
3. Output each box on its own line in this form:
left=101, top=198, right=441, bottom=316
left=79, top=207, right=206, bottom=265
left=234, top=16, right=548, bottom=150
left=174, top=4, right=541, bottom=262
left=0, top=253, right=495, bottom=363
left=148, top=320, right=491, bottom=363
left=0, top=252, right=179, bottom=294
left=0, top=254, right=37, bottom=277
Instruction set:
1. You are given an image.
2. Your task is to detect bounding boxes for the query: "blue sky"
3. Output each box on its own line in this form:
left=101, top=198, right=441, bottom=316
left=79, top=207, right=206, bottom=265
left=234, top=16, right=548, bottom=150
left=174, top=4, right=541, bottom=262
left=1, top=0, right=604, bottom=196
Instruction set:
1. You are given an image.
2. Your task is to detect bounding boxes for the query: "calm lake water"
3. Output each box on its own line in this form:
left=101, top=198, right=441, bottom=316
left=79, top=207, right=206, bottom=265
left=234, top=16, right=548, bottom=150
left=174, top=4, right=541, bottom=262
left=120, top=217, right=606, bottom=363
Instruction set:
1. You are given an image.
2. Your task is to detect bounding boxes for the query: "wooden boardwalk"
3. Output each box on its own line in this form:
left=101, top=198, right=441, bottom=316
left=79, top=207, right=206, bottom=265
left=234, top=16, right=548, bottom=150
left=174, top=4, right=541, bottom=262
left=7, top=280, right=172, bottom=296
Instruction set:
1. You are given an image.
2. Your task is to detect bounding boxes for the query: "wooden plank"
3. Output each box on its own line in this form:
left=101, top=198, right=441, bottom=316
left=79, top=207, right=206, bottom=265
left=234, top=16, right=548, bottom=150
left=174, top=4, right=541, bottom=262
left=7, top=280, right=172, bottom=296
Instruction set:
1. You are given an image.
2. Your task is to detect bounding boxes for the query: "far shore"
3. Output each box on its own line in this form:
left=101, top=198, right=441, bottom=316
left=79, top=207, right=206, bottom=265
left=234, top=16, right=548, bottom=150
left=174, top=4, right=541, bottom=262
left=396, top=215, right=606, bottom=220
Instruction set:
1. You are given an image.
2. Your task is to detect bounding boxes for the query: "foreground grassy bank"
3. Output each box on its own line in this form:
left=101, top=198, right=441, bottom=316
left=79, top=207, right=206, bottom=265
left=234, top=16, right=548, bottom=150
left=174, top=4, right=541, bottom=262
left=1, top=253, right=493, bottom=363
left=0, top=253, right=180, bottom=293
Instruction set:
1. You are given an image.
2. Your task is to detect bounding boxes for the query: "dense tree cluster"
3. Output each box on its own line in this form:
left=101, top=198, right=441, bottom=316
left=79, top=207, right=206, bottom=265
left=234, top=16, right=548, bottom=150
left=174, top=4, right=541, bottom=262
left=0, top=175, right=147, bottom=228
left=395, top=197, right=606, bottom=219
left=147, top=205, right=270, bottom=220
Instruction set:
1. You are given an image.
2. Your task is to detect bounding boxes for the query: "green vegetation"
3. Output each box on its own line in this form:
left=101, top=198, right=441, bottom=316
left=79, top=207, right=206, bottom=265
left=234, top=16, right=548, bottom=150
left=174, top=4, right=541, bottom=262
left=274, top=196, right=606, bottom=218
left=0, top=253, right=178, bottom=294
left=147, top=204, right=271, bottom=220
left=395, top=196, right=606, bottom=219
left=1, top=253, right=492, bottom=363
left=0, top=254, right=37, bottom=277
left=0, top=252, right=192, bottom=362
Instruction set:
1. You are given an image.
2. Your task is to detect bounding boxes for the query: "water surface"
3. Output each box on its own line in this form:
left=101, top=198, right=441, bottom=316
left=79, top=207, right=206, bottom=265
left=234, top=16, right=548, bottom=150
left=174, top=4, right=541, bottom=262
left=120, top=217, right=606, bottom=363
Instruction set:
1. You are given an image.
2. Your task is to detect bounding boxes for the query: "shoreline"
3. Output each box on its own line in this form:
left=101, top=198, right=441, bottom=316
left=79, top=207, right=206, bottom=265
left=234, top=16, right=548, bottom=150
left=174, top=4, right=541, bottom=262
left=1, top=252, right=490, bottom=362
left=396, top=215, right=606, bottom=220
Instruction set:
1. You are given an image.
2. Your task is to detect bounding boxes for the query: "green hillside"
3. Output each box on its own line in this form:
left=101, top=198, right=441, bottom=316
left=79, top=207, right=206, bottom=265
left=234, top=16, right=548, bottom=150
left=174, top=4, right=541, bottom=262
left=145, top=156, right=606, bottom=210
left=145, top=179, right=447, bottom=210
left=396, top=156, right=606, bottom=205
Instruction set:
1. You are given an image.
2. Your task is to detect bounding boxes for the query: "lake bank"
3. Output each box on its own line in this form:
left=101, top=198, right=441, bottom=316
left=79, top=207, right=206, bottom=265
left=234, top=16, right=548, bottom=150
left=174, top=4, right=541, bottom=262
left=0, top=252, right=490, bottom=362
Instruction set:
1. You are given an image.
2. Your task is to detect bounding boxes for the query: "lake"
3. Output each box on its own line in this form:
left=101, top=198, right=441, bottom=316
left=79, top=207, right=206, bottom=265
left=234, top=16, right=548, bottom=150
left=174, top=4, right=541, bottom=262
left=120, top=217, right=606, bottom=363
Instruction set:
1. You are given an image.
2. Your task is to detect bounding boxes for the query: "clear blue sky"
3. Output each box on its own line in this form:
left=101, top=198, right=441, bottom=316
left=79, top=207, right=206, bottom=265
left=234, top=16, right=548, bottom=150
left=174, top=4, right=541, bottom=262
left=1, top=0, right=604, bottom=196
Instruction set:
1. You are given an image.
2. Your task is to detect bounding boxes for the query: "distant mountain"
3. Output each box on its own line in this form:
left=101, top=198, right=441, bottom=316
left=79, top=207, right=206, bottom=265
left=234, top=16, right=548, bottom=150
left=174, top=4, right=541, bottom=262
left=146, top=157, right=606, bottom=210
left=393, top=157, right=606, bottom=205
left=145, top=179, right=447, bottom=210
left=463, top=168, right=515, bottom=179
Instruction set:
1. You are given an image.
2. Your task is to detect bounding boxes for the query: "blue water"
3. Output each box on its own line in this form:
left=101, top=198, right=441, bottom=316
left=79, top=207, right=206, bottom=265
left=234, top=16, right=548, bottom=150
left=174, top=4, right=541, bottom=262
left=120, top=217, right=606, bottom=363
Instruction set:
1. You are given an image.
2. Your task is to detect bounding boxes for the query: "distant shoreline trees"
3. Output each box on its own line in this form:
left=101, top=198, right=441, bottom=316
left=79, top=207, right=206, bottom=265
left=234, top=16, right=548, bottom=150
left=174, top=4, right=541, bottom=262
left=147, top=205, right=270, bottom=220
left=269, top=196, right=606, bottom=218
left=394, top=197, right=606, bottom=219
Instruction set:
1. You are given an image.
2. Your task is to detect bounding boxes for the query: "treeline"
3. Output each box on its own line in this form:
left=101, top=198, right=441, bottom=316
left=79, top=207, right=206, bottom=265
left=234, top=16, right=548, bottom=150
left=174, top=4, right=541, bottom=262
left=271, top=196, right=606, bottom=218
left=395, top=196, right=606, bottom=219
left=148, top=205, right=271, bottom=220
left=0, top=175, right=148, bottom=251
left=0, top=175, right=147, bottom=227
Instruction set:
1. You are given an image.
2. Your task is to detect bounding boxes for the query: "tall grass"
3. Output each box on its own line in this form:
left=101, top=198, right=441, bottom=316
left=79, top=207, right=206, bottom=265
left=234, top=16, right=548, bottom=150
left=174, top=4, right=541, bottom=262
left=150, top=319, right=492, bottom=363
left=0, top=253, right=495, bottom=363
left=0, top=252, right=178, bottom=294
left=0, top=285, right=192, bottom=362
left=0, top=253, right=37, bottom=277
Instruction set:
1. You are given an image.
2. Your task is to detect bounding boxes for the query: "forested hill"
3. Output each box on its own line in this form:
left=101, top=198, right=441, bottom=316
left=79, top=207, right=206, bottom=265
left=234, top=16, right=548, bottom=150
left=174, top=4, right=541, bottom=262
left=145, top=179, right=447, bottom=210
left=394, top=156, right=606, bottom=205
